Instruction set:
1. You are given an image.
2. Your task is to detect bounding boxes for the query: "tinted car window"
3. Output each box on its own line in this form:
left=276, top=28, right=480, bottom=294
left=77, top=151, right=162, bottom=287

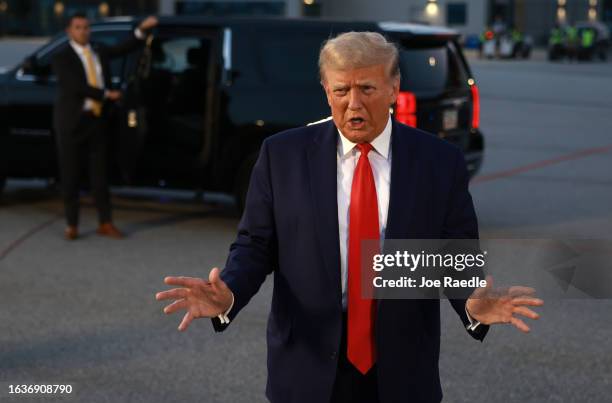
left=232, top=27, right=330, bottom=87
left=258, top=35, right=324, bottom=85
left=152, top=37, right=202, bottom=73
left=398, top=43, right=468, bottom=96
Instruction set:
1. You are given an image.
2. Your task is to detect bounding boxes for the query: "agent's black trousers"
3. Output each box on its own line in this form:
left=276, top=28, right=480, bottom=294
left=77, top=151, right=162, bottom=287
left=330, top=312, right=379, bottom=403
left=56, top=113, right=112, bottom=227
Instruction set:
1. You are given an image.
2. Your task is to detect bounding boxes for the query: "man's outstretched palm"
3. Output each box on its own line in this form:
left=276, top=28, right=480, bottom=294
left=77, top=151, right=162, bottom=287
left=155, top=268, right=233, bottom=331
left=466, top=276, right=544, bottom=333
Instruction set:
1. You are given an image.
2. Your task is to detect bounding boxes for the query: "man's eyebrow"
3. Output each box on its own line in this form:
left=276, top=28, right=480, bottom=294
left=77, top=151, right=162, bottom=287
left=332, top=84, right=349, bottom=90
left=355, top=81, right=376, bottom=87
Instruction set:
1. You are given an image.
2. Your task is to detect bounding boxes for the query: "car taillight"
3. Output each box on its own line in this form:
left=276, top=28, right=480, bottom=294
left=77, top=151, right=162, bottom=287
left=395, top=91, right=417, bottom=127
left=470, top=83, right=480, bottom=129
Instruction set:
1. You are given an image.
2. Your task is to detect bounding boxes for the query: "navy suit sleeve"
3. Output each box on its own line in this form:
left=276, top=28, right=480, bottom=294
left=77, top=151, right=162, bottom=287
left=212, top=140, right=278, bottom=332
left=443, top=148, right=489, bottom=341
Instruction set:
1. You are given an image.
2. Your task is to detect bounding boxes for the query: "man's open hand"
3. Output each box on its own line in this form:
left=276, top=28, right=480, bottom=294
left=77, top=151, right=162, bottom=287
left=155, top=267, right=233, bottom=331
left=466, top=276, right=544, bottom=333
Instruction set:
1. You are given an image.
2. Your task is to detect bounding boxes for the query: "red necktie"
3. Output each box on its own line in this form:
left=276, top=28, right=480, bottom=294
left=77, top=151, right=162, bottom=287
left=347, top=142, right=378, bottom=375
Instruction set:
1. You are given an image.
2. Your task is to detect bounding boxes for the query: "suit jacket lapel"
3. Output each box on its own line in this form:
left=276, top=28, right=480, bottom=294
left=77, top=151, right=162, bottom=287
left=306, top=121, right=342, bottom=301
left=385, top=120, right=421, bottom=240
left=67, top=46, right=87, bottom=84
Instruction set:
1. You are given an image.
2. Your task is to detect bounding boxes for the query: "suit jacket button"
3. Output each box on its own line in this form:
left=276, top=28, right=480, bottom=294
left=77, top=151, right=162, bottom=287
left=330, top=351, right=337, bottom=360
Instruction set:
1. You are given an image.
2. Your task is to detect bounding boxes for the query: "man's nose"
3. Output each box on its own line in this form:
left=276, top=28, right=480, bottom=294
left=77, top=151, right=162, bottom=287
left=347, top=89, right=363, bottom=110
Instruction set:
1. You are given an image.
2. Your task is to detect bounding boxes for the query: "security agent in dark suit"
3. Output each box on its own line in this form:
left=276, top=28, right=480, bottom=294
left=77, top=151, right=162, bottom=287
left=156, top=32, right=544, bottom=403
left=51, top=13, right=158, bottom=240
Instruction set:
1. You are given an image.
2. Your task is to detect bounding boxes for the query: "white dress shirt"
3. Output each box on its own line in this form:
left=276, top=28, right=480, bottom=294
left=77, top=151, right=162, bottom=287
left=337, top=116, right=392, bottom=309
left=69, top=40, right=105, bottom=112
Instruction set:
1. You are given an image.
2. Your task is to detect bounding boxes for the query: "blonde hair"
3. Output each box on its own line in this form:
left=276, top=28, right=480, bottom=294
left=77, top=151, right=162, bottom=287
left=318, top=31, right=400, bottom=82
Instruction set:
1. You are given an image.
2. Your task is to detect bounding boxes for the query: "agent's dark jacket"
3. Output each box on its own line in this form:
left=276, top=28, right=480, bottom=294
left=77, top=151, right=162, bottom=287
left=51, top=34, right=143, bottom=135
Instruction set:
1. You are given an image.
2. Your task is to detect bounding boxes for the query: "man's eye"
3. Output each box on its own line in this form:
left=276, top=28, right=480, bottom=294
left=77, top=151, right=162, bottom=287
left=362, top=86, right=374, bottom=94
left=334, top=89, right=347, bottom=96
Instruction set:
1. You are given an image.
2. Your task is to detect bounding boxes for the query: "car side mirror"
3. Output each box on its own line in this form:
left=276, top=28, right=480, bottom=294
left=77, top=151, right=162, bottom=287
left=21, top=55, right=51, bottom=78
left=21, top=55, right=39, bottom=74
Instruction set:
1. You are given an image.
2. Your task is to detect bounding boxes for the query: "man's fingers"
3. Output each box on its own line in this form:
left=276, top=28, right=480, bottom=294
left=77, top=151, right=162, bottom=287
left=513, top=306, right=540, bottom=320
left=510, top=316, right=531, bottom=333
left=470, top=275, right=493, bottom=299
left=512, top=297, right=544, bottom=307
left=508, top=286, right=536, bottom=297
left=209, top=267, right=221, bottom=285
left=155, top=288, right=187, bottom=301
left=209, top=267, right=229, bottom=292
left=163, top=299, right=188, bottom=315
left=164, top=276, right=204, bottom=288
left=484, top=275, right=494, bottom=290
left=178, top=312, right=193, bottom=332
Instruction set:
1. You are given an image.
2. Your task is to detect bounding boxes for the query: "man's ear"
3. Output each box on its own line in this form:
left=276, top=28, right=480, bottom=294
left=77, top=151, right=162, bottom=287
left=390, top=76, right=400, bottom=104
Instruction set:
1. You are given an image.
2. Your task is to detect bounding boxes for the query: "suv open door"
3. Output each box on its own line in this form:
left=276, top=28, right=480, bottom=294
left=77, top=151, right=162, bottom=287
left=119, top=25, right=223, bottom=189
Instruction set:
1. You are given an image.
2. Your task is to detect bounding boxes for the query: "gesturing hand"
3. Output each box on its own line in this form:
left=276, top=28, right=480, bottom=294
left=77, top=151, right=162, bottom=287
left=466, top=276, right=544, bottom=333
left=155, top=267, right=233, bottom=331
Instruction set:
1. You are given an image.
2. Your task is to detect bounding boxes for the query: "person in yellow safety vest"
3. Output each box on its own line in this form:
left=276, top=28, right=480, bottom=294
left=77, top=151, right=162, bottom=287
left=581, top=28, right=595, bottom=48
left=565, top=25, right=578, bottom=60
left=510, top=27, right=523, bottom=58
left=549, top=25, right=564, bottom=46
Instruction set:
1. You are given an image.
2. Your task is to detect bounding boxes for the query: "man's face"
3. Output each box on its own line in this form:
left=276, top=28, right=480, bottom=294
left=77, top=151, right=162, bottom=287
left=323, top=64, right=399, bottom=143
left=66, top=17, right=90, bottom=46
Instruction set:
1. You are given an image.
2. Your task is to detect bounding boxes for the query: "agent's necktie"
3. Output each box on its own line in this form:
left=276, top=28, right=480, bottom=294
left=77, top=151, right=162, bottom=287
left=347, top=142, right=378, bottom=375
left=82, top=47, right=102, bottom=117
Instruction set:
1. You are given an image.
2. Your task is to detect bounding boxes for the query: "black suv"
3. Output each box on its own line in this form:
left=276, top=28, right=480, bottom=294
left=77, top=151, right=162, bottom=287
left=0, top=17, right=484, bottom=207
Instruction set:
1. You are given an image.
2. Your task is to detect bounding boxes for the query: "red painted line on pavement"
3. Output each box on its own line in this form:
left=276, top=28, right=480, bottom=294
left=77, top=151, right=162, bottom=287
left=471, top=144, right=612, bottom=185
left=0, top=216, right=61, bottom=262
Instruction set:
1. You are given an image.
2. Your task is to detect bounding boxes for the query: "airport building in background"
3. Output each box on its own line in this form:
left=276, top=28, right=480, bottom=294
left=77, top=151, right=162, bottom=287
left=0, top=0, right=611, bottom=45
left=0, top=0, right=157, bottom=36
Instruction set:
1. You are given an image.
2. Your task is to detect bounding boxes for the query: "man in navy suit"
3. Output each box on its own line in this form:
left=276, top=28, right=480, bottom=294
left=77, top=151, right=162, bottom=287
left=156, top=32, right=543, bottom=403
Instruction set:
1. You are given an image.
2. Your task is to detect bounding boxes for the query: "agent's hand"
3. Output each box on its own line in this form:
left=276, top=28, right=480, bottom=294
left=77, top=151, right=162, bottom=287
left=105, top=90, right=121, bottom=101
left=155, top=268, right=233, bottom=331
left=466, top=276, right=543, bottom=333
left=139, top=16, right=158, bottom=31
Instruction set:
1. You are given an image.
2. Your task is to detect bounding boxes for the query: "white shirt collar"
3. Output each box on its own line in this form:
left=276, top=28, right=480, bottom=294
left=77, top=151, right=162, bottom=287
left=69, top=40, right=92, bottom=55
left=337, top=115, right=392, bottom=160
